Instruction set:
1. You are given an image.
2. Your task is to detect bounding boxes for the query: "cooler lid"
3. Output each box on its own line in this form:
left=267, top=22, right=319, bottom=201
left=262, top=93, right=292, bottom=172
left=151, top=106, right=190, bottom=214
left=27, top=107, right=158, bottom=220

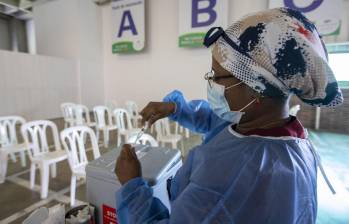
left=86, top=145, right=182, bottom=186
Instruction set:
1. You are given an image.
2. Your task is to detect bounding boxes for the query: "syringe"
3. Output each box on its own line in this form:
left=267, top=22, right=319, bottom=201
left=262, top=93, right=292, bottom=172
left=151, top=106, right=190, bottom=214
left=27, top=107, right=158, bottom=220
left=133, top=122, right=149, bottom=144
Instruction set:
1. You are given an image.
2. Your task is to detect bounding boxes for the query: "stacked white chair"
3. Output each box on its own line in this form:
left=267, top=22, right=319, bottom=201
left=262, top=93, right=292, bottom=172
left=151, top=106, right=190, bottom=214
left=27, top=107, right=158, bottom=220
left=61, top=126, right=101, bottom=206
left=127, top=133, right=159, bottom=147
left=113, top=108, right=141, bottom=147
left=61, top=103, right=76, bottom=128
left=73, top=104, right=96, bottom=128
left=125, top=101, right=142, bottom=128
left=21, top=120, right=67, bottom=199
left=154, top=118, right=183, bottom=151
left=93, top=106, right=117, bottom=148
left=0, top=116, right=28, bottom=183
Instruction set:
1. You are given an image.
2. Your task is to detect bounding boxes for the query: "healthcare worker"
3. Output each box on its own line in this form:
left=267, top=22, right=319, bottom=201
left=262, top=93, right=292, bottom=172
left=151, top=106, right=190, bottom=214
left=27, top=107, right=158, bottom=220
left=114, top=7, right=343, bottom=224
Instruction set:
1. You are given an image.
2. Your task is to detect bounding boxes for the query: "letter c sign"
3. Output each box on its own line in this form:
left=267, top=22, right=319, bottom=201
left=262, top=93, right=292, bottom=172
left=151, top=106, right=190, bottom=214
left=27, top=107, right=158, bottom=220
left=284, top=0, right=324, bottom=13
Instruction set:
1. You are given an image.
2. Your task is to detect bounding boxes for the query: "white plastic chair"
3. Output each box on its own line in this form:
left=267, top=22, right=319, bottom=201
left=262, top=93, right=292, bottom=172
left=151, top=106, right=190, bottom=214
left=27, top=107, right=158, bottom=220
left=73, top=104, right=96, bottom=128
left=154, top=118, right=183, bottom=151
left=0, top=116, right=28, bottom=183
left=61, top=126, right=101, bottom=206
left=61, top=103, right=76, bottom=128
left=126, top=101, right=142, bottom=128
left=290, top=104, right=301, bottom=117
left=105, top=100, right=118, bottom=111
left=21, top=120, right=67, bottom=199
left=113, top=108, right=141, bottom=147
left=127, top=133, right=159, bottom=147
left=93, top=106, right=117, bottom=148
left=175, top=123, right=190, bottom=138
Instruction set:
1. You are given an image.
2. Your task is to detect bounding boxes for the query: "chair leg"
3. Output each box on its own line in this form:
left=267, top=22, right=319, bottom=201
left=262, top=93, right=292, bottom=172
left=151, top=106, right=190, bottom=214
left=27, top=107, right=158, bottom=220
left=40, top=163, right=50, bottom=199
left=0, top=151, right=9, bottom=184
left=96, top=129, right=100, bottom=143
left=30, top=163, right=36, bottom=189
left=103, top=130, right=109, bottom=148
left=125, top=134, right=129, bottom=144
left=83, top=132, right=87, bottom=144
left=51, top=163, right=57, bottom=178
left=20, top=151, right=26, bottom=167
left=181, top=139, right=184, bottom=154
left=117, top=133, right=121, bottom=147
left=70, top=175, right=77, bottom=207
left=185, top=129, right=190, bottom=138
left=9, top=153, right=17, bottom=163
left=131, top=118, right=135, bottom=128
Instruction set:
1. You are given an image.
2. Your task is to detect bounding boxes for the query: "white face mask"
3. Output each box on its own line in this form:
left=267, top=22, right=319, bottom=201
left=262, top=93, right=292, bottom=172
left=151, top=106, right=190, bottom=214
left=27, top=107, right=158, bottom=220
left=207, top=81, right=256, bottom=124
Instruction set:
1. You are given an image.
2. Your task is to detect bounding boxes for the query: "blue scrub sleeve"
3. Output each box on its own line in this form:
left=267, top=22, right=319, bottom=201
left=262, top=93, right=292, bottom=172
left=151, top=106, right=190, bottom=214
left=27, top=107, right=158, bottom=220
left=162, top=90, right=221, bottom=134
left=116, top=177, right=169, bottom=224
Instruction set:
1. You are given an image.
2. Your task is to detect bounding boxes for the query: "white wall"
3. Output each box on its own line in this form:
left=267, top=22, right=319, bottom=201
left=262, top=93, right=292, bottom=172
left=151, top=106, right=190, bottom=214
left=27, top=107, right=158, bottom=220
left=77, top=0, right=104, bottom=108
left=33, top=0, right=104, bottom=109
left=101, top=0, right=269, bottom=109
left=34, top=0, right=80, bottom=59
left=0, top=50, right=78, bottom=120
left=101, top=0, right=349, bottom=109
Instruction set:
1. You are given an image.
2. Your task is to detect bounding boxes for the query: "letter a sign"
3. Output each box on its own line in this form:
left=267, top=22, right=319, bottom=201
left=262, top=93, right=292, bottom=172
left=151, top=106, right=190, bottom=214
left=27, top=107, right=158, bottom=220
left=112, top=0, right=145, bottom=53
left=179, top=0, right=228, bottom=48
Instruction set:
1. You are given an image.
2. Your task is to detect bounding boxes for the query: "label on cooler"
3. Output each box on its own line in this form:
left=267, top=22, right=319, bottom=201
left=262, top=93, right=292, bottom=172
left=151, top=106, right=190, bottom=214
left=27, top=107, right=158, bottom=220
left=103, top=204, right=118, bottom=224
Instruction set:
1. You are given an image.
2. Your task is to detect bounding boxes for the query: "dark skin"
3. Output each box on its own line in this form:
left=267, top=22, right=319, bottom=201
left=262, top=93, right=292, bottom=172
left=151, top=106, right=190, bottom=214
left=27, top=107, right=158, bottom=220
left=115, top=144, right=142, bottom=185
left=115, top=57, right=291, bottom=185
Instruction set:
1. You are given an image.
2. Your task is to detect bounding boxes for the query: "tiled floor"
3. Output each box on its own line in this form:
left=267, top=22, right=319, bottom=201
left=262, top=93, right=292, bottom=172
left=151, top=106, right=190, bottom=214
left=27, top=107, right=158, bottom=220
left=0, top=119, right=202, bottom=223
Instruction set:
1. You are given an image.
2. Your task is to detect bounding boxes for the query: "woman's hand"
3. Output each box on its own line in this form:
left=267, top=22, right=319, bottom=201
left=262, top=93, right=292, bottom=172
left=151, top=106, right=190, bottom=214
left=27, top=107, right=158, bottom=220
left=115, top=144, right=142, bottom=185
left=140, top=102, right=176, bottom=126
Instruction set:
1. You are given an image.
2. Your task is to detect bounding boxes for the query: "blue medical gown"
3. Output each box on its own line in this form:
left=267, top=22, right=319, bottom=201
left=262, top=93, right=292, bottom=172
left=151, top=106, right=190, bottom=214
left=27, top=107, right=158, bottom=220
left=115, top=90, right=317, bottom=224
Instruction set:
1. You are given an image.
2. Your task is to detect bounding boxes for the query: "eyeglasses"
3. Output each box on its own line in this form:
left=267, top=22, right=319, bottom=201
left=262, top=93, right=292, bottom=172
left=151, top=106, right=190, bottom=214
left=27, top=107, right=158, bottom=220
left=204, top=70, right=234, bottom=88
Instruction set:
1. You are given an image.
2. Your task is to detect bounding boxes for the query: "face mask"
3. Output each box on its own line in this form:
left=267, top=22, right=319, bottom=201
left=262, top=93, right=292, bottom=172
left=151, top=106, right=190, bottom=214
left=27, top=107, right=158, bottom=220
left=207, top=81, right=256, bottom=124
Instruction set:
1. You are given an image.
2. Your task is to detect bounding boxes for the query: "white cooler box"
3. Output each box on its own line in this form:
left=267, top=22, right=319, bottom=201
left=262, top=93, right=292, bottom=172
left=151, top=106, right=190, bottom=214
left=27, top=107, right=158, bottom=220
left=86, top=145, right=182, bottom=224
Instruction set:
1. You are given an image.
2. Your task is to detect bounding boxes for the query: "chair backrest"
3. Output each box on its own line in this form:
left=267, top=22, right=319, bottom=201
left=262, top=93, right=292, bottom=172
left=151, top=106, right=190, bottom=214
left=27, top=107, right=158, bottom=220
left=21, top=120, right=61, bottom=159
left=174, top=122, right=182, bottom=135
left=60, top=126, right=100, bottom=170
left=127, top=133, right=159, bottom=147
left=113, top=108, right=133, bottom=131
left=93, top=106, right=113, bottom=128
left=125, top=101, right=139, bottom=117
left=106, top=100, right=118, bottom=111
left=0, top=116, right=26, bottom=147
left=61, top=103, right=75, bottom=122
left=154, top=118, right=171, bottom=139
left=73, top=104, right=91, bottom=126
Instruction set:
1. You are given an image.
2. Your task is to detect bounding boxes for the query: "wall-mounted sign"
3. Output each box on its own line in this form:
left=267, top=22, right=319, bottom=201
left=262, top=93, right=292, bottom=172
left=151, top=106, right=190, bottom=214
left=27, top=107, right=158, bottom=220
left=269, top=0, right=343, bottom=36
left=179, top=0, right=228, bottom=48
left=112, top=0, right=145, bottom=53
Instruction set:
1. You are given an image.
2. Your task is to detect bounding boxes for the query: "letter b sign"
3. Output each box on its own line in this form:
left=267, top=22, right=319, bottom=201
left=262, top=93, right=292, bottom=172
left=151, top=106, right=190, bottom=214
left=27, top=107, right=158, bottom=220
left=192, top=0, right=217, bottom=28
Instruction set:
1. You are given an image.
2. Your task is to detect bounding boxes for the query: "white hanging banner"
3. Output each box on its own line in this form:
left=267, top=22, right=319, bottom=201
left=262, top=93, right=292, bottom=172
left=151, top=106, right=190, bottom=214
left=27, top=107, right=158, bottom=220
left=179, top=0, right=228, bottom=48
left=269, top=0, right=343, bottom=36
left=111, top=0, right=145, bottom=53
